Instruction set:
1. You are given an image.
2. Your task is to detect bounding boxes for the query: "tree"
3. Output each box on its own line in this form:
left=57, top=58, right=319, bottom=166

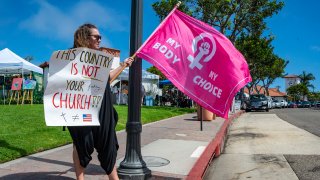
left=287, top=84, right=308, bottom=101
left=24, top=56, right=33, bottom=62
left=153, top=0, right=284, bottom=43
left=235, top=35, right=273, bottom=94
left=152, top=0, right=193, bottom=21
left=261, top=55, right=288, bottom=95
left=196, top=0, right=284, bottom=43
left=298, top=71, right=315, bottom=90
left=146, top=66, right=166, bottom=80
left=308, top=92, right=320, bottom=101
left=235, top=34, right=288, bottom=95
left=152, top=1, right=285, bottom=89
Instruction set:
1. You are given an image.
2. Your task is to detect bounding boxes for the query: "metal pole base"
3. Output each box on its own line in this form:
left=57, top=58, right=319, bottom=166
left=118, top=166, right=151, bottom=180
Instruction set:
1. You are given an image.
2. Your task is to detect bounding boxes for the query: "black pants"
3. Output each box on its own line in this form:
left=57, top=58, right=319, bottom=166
left=68, top=88, right=119, bottom=175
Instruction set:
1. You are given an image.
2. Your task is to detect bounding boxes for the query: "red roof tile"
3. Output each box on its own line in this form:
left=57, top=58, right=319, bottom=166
left=244, top=85, right=286, bottom=97
left=283, top=74, right=298, bottom=78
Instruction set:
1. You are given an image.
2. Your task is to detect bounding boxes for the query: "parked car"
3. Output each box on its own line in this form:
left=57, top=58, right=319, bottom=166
left=316, top=101, right=320, bottom=108
left=278, top=99, right=288, bottom=108
left=301, top=101, right=311, bottom=108
left=273, top=100, right=282, bottom=108
left=287, top=101, right=297, bottom=108
left=246, top=94, right=269, bottom=112
left=279, top=99, right=288, bottom=108
left=266, top=96, right=273, bottom=109
left=241, top=96, right=250, bottom=110
left=296, top=101, right=303, bottom=108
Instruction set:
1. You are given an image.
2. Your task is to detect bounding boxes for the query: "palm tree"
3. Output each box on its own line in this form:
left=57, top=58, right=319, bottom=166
left=24, top=56, right=33, bottom=62
left=299, top=71, right=315, bottom=89
left=298, top=71, right=315, bottom=100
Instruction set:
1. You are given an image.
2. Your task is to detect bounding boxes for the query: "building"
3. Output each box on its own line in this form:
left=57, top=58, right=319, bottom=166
left=244, top=85, right=287, bottom=101
left=283, top=74, right=301, bottom=91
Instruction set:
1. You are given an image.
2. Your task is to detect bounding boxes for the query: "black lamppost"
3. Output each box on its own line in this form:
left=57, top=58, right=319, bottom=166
left=117, top=0, right=151, bottom=179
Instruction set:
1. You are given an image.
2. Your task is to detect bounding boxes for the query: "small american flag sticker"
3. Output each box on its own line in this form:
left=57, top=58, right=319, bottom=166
left=83, top=114, right=92, bottom=122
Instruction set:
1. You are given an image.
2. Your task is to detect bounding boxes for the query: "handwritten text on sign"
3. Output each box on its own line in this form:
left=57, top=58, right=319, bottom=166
left=44, top=48, right=113, bottom=126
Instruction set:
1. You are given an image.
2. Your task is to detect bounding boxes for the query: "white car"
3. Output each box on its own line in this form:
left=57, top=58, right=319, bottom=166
left=280, top=100, right=288, bottom=108
left=266, top=96, right=273, bottom=109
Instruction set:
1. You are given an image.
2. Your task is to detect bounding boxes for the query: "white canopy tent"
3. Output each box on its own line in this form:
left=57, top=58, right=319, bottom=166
left=116, top=68, right=159, bottom=80
left=0, top=48, right=43, bottom=74
left=110, top=67, right=160, bottom=105
left=0, top=48, right=43, bottom=104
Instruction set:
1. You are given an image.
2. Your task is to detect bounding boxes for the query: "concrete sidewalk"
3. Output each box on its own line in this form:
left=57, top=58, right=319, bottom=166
left=0, top=111, right=243, bottom=180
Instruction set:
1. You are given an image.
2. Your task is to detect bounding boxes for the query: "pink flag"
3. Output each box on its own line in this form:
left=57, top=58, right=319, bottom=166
left=136, top=9, right=251, bottom=119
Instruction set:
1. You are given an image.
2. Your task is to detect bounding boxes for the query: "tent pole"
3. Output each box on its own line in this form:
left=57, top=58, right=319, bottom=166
left=21, top=68, right=24, bottom=105
left=157, top=78, right=159, bottom=98
left=2, top=75, right=5, bottom=105
left=118, top=78, right=122, bottom=105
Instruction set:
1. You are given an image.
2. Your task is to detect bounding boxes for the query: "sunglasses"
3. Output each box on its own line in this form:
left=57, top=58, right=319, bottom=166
left=89, top=34, right=102, bottom=40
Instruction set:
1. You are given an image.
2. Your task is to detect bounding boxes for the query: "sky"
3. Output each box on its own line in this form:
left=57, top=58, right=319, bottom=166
left=0, top=0, right=319, bottom=92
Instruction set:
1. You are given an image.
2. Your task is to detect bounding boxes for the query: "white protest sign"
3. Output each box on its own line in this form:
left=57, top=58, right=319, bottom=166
left=44, top=48, right=113, bottom=126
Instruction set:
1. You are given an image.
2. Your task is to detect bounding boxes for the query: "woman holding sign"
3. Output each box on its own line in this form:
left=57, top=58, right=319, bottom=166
left=68, top=23, right=133, bottom=180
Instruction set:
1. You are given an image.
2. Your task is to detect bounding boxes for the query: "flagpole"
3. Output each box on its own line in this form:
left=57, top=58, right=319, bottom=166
left=110, top=1, right=181, bottom=83
left=135, top=1, right=181, bottom=55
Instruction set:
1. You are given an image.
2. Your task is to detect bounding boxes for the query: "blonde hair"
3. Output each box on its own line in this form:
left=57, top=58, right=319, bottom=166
left=73, top=23, right=97, bottom=48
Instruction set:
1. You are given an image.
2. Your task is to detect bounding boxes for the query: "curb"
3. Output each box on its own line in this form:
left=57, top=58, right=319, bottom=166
left=186, top=110, right=244, bottom=180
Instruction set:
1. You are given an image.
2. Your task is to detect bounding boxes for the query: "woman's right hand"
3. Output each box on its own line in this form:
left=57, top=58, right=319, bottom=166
left=123, top=57, right=134, bottom=67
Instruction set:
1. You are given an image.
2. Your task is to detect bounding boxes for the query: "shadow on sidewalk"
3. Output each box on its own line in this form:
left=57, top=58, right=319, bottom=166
left=27, top=156, right=72, bottom=167
left=0, top=156, right=107, bottom=179
left=183, top=118, right=199, bottom=121
left=0, top=172, right=74, bottom=180
left=26, top=156, right=106, bottom=175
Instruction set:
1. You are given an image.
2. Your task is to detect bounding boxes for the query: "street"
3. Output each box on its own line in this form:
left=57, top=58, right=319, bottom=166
left=204, top=108, right=320, bottom=180
left=272, top=108, right=320, bottom=137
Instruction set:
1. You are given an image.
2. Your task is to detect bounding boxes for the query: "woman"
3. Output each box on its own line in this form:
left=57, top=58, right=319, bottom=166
left=68, top=23, right=133, bottom=180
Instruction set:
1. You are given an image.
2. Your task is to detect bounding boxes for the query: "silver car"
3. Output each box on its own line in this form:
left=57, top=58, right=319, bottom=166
left=273, top=100, right=282, bottom=108
left=247, top=94, right=269, bottom=112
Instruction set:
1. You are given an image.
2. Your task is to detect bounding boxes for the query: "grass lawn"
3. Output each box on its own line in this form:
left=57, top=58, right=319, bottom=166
left=0, top=104, right=195, bottom=163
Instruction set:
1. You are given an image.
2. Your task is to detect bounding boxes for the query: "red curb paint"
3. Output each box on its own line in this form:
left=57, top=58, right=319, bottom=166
left=186, top=111, right=244, bottom=180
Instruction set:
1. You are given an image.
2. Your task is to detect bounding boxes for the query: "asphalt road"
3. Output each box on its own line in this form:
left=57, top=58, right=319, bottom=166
left=269, top=108, right=320, bottom=137
left=272, top=108, right=320, bottom=180
left=205, top=108, right=320, bottom=180
left=244, top=107, right=320, bottom=138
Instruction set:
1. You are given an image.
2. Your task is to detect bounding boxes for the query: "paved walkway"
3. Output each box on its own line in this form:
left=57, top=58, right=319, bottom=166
left=0, top=111, right=242, bottom=179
